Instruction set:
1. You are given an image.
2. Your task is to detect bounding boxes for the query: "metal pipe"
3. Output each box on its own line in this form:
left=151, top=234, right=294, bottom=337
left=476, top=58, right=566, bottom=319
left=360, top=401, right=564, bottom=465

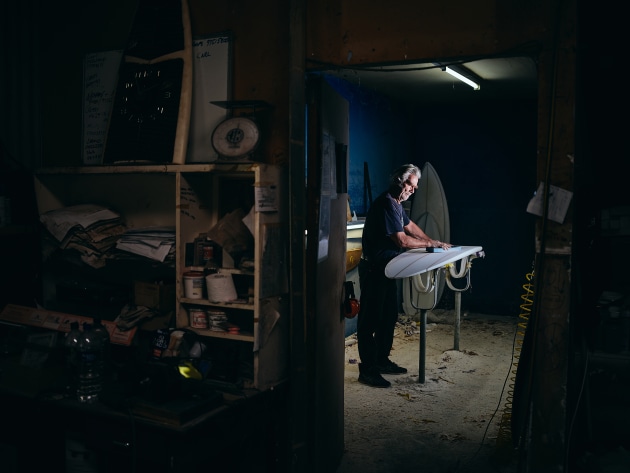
left=454, top=291, right=461, bottom=351
left=419, top=309, right=427, bottom=383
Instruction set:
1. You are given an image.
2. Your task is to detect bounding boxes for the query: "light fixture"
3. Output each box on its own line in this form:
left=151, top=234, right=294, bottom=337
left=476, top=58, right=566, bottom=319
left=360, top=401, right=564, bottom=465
left=443, top=65, right=481, bottom=90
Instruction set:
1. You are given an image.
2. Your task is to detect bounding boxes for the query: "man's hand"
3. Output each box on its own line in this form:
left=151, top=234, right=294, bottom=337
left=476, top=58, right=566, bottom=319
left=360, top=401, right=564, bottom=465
left=431, top=240, right=453, bottom=250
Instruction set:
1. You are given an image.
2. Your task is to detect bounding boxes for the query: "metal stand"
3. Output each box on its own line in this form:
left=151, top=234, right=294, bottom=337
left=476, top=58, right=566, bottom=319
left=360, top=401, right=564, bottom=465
left=419, top=308, right=428, bottom=383
left=410, top=255, right=478, bottom=383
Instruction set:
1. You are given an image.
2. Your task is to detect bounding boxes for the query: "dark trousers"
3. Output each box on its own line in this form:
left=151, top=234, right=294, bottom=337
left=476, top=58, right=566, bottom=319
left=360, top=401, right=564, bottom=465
left=357, top=259, right=398, bottom=368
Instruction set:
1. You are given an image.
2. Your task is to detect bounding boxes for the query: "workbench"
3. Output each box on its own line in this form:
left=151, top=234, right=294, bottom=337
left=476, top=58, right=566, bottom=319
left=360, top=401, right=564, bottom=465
left=0, top=336, right=287, bottom=473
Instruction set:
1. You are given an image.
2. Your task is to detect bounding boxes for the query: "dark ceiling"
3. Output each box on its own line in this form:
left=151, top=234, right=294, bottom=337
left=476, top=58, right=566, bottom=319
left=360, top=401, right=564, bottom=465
left=322, top=56, right=538, bottom=105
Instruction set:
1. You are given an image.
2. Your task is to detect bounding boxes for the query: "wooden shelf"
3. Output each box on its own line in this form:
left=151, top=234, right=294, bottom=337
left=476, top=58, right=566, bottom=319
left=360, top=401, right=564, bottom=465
left=187, top=327, right=255, bottom=342
left=181, top=298, right=254, bottom=311
left=35, top=162, right=260, bottom=175
left=33, top=163, right=288, bottom=391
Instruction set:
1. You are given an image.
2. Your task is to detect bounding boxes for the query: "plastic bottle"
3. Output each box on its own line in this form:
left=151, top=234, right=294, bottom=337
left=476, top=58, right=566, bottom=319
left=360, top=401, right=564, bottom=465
left=92, top=317, right=110, bottom=344
left=76, top=323, right=104, bottom=403
left=150, top=329, right=170, bottom=360
left=92, top=317, right=111, bottom=377
left=64, top=321, right=81, bottom=395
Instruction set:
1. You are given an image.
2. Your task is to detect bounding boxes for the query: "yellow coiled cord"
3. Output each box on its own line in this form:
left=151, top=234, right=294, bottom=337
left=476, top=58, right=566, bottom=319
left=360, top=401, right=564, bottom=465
left=495, top=270, right=535, bottom=457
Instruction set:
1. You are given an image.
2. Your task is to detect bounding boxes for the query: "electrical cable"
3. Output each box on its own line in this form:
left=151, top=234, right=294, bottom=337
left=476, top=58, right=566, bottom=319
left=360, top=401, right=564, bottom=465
left=514, top=2, right=567, bottom=470
left=494, top=269, right=535, bottom=460
left=305, top=41, right=543, bottom=75
left=453, top=268, right=535, bottom=473
left=453, top=300, right=523, bottom=473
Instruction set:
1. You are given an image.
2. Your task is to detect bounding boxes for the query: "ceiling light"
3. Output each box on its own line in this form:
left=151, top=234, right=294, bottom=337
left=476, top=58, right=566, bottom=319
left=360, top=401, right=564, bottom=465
left=444, top=66, right=480, bottom=90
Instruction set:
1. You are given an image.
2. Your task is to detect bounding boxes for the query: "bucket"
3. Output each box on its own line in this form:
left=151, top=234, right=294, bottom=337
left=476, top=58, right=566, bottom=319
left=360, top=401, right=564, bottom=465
left=183, top=271, right=204, bottom=299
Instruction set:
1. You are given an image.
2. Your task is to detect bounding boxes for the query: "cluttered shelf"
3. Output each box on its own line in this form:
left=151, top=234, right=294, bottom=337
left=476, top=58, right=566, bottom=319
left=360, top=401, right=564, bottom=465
left=32, top=162, right=288, bottom=392
left=0, top=305, right=288, bottom=472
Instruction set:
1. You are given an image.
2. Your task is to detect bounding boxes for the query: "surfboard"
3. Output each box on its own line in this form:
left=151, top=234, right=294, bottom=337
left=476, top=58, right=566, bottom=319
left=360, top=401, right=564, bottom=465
left=386, top=246, right=484, bottom=279
left=402, top=162, right=451, bottom=313
left=104, top=0, right=192, bottom=164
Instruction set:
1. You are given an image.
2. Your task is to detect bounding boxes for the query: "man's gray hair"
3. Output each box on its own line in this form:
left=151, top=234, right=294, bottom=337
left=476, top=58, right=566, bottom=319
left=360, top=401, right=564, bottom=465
left=389, top=164, right=421, bottom=188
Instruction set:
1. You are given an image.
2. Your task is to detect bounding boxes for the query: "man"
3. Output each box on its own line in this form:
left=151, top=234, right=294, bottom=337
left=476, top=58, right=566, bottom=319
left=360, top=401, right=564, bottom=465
left=357, top=164, right=452, bottom=388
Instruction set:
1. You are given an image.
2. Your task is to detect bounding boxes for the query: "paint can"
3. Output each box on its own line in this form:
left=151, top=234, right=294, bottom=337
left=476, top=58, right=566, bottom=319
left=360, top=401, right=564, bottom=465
left=183, top=271, right=204, bottom=299
left=189, top=308, right=208, bottom=329
left=207, top=309, right=228, bottom=332
left=202, top=244, right=214, bottom=263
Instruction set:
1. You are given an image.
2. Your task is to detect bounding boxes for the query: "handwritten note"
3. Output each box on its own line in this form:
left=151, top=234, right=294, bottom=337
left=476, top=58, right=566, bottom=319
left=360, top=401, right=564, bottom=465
left=255, top=185, right=278, bottom=212
left=82, top=50, right=123, bottom=165
left=187, top=33, right=232, bottom=163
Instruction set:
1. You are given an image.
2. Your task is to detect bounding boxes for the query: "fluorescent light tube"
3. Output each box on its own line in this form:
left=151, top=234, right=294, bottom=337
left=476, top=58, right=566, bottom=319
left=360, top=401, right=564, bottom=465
left=444, top=66, right=480, bottom=90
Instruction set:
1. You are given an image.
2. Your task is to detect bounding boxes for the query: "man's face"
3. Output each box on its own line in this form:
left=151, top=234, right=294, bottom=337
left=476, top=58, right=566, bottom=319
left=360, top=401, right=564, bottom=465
left=400, top=175, right=419, bottom=201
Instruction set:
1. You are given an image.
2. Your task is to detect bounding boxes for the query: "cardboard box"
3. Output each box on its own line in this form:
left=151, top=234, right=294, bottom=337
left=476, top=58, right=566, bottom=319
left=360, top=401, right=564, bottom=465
left=134, top=281, right=175, bottom=312
left=0, top=304, right=136, bottom=346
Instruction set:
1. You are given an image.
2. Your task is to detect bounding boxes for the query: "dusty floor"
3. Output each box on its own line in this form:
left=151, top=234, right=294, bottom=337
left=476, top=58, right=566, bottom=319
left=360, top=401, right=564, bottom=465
left=337, top=310, right=521, bottom=473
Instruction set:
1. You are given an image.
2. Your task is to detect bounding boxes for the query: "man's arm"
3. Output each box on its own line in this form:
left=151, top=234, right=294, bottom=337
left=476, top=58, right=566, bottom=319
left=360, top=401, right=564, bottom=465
left=389, top=220, right=452, bottom=249
left=404, top=220, right=432, bottom=240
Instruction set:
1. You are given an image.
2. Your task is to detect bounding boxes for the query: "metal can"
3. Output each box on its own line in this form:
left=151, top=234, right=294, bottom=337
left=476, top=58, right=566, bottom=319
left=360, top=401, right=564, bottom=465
left=189, top=308, right=208, bottom=329
left=202, top=244, right=214, bottom=262
left=183, top=271, right=204, bottom=299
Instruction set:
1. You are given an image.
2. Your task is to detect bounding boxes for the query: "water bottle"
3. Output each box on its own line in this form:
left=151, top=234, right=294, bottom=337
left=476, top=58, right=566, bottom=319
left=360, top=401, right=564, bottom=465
left=92, top=317, right=111, bottom=377
left=64, top=321, right=81, bottom=394
left=76, top=323, right=104, bottom=403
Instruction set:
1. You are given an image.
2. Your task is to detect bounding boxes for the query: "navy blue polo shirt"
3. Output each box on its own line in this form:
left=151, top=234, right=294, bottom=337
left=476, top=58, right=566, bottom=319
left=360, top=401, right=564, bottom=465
left=361, top=191, right=409, bottom=267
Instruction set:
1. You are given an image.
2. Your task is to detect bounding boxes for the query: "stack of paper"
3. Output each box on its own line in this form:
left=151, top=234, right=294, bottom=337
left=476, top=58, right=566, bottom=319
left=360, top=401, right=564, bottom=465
left=39, top=204, right=126, bottom=268
left=115, top=227, right=176, bottom=263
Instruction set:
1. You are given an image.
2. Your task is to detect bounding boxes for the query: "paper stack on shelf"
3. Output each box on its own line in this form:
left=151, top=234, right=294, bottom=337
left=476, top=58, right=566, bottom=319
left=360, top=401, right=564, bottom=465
left=40, top=204, right=122, bottom=242
left=39, top=204, right=126, bottom=268
left=115, top=227, right=176, bottom=263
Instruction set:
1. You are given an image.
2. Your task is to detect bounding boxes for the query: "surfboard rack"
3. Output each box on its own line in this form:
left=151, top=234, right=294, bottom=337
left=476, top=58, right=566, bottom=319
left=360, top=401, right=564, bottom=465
left=386, top=246, right=485, bottom=383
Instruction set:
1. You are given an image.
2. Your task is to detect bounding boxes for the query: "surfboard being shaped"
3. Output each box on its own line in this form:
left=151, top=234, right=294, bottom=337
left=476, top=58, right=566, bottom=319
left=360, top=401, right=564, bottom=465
left=385, top=245, right=484, bottom=279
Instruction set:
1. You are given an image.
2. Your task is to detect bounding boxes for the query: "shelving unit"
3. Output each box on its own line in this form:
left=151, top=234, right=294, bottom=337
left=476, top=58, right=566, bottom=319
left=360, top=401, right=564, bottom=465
left=33, top=163, right=288, bottom=390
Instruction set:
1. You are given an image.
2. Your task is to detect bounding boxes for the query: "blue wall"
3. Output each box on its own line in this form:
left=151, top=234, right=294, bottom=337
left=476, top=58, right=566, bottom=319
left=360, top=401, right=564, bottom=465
left=323, top=75, right=415, bottom=215
left=326, top=74, right=537, bottom=316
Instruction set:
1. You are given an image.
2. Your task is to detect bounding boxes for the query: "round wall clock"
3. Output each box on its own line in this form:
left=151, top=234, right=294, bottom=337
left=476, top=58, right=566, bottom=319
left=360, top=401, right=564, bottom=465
left=104, top=58, right=183, bottom=163
left=211, top=117, right=260, bottom=159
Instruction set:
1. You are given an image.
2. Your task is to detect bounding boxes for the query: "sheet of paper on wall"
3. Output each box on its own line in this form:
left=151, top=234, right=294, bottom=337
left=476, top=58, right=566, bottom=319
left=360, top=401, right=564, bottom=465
left=254, top=301, right=280, bottom=352
left=526, top=181, right=573, bottom=224
left=255, top=185, right=278, bottom=212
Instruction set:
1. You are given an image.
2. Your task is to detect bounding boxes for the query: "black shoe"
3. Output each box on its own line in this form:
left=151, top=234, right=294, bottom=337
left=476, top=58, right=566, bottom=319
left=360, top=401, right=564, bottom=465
left=377, top=359, right=408, bottom=374
left=358, top=365, right=391, bottom=388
